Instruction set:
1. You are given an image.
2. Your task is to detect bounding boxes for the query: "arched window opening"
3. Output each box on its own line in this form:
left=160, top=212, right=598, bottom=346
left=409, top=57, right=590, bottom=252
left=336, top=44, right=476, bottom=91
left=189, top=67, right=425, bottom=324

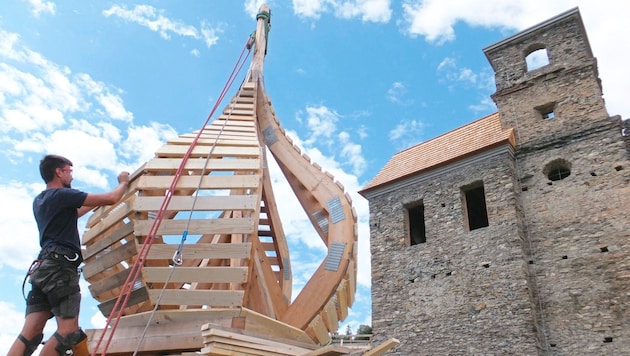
left=544, top=159, right=572, bottom=181
left=526, top=48, right=549, bottom=71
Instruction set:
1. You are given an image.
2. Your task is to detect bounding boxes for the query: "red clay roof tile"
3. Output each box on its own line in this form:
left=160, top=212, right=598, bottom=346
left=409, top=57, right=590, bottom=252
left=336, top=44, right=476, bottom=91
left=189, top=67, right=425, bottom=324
left=360, top=112, right=514, bottom=193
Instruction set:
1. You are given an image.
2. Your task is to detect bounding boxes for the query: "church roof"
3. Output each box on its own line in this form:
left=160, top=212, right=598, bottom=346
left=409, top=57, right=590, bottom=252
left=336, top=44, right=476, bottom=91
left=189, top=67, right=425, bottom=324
left=359, top=112, right=515, bottom=194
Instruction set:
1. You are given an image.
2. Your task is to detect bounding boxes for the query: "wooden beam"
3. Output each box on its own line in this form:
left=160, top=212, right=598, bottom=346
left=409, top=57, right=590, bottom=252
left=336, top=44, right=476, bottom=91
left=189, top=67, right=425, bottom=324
left=363, top=338, right=400, bottom=356
left=147, top=290, right=244, bottom=307
left=137, top=175, right=260, bottom=190
left=133, top=195, right=258, bottom=212
left=143, top=158, right=260, bottom=172
left=82, top=241, right=137, bottom=279
left=142, top=266, right=247, bottom=283
left=134, top=218, right=255, bottom=236
left=145, top=243, right=251, bottom=260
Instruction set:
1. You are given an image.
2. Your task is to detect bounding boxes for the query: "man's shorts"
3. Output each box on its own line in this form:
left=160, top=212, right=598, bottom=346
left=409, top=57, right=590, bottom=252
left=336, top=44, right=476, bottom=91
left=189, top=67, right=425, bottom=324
left=26, top=258, right=81, bottom=318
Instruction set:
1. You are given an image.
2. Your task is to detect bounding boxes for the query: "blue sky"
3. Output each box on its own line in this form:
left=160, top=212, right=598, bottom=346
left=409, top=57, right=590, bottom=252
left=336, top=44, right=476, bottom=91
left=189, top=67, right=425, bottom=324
left=1, top=0, right=628, bottom=352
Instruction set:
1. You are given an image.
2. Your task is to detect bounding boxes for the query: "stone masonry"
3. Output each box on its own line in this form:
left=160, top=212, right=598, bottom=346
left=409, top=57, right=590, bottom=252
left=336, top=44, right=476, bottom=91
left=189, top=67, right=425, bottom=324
left=360, top=8, right=629, bottom=355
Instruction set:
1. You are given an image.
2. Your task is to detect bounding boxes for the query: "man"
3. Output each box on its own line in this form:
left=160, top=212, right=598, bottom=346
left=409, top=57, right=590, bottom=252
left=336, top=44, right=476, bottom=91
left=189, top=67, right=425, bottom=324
left=8, top=155, right=130, bottom=356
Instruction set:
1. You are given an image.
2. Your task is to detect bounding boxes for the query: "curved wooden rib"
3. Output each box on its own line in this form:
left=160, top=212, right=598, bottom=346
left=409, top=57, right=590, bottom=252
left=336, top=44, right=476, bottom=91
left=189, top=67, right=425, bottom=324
left=81, top=4, right=357, bottom=353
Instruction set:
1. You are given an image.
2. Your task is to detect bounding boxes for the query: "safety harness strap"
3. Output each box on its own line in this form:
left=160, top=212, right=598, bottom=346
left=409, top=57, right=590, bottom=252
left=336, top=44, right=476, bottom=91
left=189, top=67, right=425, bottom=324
left=17, top=333, right=43, bottom=356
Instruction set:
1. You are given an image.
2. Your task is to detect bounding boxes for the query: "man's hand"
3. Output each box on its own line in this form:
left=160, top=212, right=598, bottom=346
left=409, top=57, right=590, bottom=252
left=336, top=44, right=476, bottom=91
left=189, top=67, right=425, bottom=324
left=118, top=171, right=130, bottom=185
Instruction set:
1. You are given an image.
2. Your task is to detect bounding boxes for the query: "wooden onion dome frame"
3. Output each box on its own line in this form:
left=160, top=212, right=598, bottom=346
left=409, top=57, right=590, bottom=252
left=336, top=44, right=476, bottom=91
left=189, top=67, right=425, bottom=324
left=81, top=5, right=363, bottom=355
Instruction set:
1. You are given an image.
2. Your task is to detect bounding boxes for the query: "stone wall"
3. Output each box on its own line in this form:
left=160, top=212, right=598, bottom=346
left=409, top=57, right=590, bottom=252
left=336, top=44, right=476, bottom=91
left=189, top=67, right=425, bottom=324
left=515, top=117, right=629, bottom=355
left=369, top=148, right=540, bottom=355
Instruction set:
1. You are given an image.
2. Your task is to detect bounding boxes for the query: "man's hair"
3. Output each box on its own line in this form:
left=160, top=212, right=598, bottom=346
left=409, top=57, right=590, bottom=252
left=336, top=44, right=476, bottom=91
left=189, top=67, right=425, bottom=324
left=40, top=154, right=73, bottom=183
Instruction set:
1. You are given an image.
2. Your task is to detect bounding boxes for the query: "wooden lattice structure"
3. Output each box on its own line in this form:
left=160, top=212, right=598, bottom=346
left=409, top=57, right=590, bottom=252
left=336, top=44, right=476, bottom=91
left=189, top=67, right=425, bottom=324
left=80, top=5, right=379, bottom=355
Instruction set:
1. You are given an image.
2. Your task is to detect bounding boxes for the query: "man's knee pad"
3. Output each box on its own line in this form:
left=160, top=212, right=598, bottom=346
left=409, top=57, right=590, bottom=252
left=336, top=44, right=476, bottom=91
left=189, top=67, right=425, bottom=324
left=17, top=333, right=43, bottom=356
left=53, top=329, right=89, bottom=356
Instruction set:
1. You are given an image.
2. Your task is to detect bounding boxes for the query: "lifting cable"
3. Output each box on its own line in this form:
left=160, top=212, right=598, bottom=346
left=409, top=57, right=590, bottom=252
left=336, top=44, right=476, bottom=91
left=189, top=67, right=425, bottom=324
left=91, top=36, right=255, bottom=356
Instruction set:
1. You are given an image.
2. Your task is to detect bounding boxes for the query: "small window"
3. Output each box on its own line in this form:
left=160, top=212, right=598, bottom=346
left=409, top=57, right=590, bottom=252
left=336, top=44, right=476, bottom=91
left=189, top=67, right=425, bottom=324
left=406, top=203, right=426, bottom=245
left=536, top=102, right=557, bottom=120
left=544, top=159, right=571, bottom=181
left=525, top=48, right=549, bottom=71
left=462, top=182, right=489, bottom=231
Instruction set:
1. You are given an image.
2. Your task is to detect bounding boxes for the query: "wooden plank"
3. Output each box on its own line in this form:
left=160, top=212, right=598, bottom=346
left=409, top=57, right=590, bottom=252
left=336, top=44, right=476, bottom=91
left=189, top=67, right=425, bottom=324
left=146, top=243, right=251, bottom=260
left=82, top=200, right=134, bottom=245
left=86, top=318, right=208, bottom=354
left=134, top=218, right=255, bottom=236
left=85, top=176, right=140, bottom=228
left=82, top=241, right=137, bottom=279
left=234, top=308, right=316, bottom=345
left=83, top=222, right=134, bottom=260
left=321, top=299, right=339, bottom=332
left=201, top=328, right=312, bottom=356
left=137, top=175, right=260, bottom=190
left=182, top=132, right=258, bottom=141
left=142, top=266, right=248, bottom=283
left=144, top=158, right=260, bottom=171
left=208, top=119, right=255, bottom=127
left=155, top=145, right=260, bottom=158
left=362, top=338, right=400, bottom=356
left=133, top=195, right=258, bottom=212
left=98, top=287, right=149, bottom=317
left=335, top=279, right=349, bottom=322
left=167, top=137, right=259, bottom=146
left=87, top=267, right=133, bottom=298
left=346, top=258, right=356, bottom=306
left=148, top=290, right=244, bottom=307
left=303, top=345, right=352, bottom=356
left=308, top=315, right=330, bottom=345
left=117, top=308, right=241, bottom=327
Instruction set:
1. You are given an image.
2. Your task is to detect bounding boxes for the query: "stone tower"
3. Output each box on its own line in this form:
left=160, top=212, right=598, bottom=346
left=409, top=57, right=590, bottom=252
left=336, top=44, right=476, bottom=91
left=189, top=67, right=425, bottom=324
left=360, top=8, right=629, bottom=355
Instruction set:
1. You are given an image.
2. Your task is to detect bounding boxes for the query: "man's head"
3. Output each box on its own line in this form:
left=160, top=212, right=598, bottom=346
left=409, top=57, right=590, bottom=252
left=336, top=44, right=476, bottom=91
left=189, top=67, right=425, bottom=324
left=40, top=154, right=74, bottom=188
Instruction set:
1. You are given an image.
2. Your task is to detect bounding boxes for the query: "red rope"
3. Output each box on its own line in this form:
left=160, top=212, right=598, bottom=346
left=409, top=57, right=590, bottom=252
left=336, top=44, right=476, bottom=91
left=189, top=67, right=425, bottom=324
left=91, top=39, right=253, bottom=356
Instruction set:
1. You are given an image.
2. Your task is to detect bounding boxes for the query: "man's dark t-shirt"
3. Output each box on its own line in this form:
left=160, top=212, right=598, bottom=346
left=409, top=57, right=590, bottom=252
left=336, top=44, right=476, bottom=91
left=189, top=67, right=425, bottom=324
left=33, top=188, right=87, bottom=258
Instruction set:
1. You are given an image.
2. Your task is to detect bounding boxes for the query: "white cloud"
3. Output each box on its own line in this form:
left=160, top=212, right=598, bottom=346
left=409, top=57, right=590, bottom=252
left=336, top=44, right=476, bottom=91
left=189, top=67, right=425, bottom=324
left=293, top=0, right=392, bottom=23
left=400, top=0, right=630, bottom=119
left=389, top=118, right=427, bottom=150
left=386, top=81, right=409, bottom=104
left=27, top=0, right=55, bottom=18
left=0, top=182, right=43, bottom=269
left=103, top=5, right=223, bottom=48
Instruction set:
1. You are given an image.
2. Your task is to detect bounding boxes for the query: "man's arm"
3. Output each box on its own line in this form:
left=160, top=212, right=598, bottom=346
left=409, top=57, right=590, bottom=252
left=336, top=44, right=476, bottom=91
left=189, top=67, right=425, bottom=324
left=78, top=172, right=130, bottom=217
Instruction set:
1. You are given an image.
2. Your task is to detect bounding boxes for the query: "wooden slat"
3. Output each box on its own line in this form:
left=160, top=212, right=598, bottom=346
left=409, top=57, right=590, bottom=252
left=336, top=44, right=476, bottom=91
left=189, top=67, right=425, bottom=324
left=321, top=299, right=339, bottom=332
left=98, top=287, right=148, bottom=317
left=87, top=319, right=207, bottom=354
left=201, top=328, right=313, bottom=356
left=155, top=145, right=260, bottom=158
left=137, top=175, right=260, bottom=190
left=208, top=119, right=255, bottom=127
left=307, top=315, right=330, bottom=345
left=133, top=195, right=258, bottom=212
left=88, top=267, right=133, bottom=298
left=143, top=158, right=260, bottom=171
left=148, top=290, right=244, bottom=307
left=146, top=243, right=251, bottom=260
left=143, top=266, right=247, bottom=283
left=83, top=222, right=134, bottom=260
left=363, top=338, right=400, bottom=356
left=134, top=218, right=255, bottom=236
left=82, top=241, right=137, bottom=279
left=167, top=137, right=259, bottom=146
left=335, top=279, right=349, bottom=322
left=85, top=176, right=140, bottom=228
left=82, top=200, right=134, bottom=244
